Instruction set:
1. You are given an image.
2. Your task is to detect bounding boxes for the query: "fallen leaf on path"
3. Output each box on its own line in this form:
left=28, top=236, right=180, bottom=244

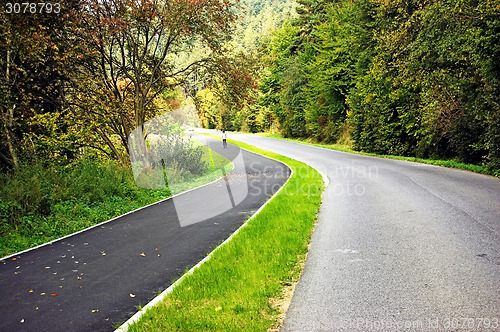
left=50, top=293, right=58, bottom=297
left=92, top=309, right=99, bottom=313
left=41, top=293, right=46, bottom=296
left=140, top=253, right=146, bottom=257
left=20, top=319, right=24, bottom=323
left=129, top=293, right=136, bottom=298
left=45, top=267, right=50, bottom=269
left=29, top=290, right=33, bottom=293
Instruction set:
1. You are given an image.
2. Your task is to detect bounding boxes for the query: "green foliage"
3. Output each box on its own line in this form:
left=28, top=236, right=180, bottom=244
left=260, top=22, right=308, bottom=138
left=192, top=0, right=299, bottom=136
left=0, top=159, right=131, bottom=222
left=0, top=159, right=169, bottom=256
left=233, top=0, right=298, bottom=53
left=259, top=0, right=500, bottom=171
left=148, top=134, right=208, bottom=177
left=195, top=88, right=224, bottom=129
left=304, top=0, right=378, bottom=142
left=1, top=0, right=247, bottom=169
left=0, top=1, right=84, bottom=168
left=350, top=0, right=499, bottom=169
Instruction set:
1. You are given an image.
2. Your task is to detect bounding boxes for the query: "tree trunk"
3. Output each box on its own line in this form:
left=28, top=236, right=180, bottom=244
left=95, top=127, right=127, bottom=165
left=132, top=89, right=150, bottom=168
left=4, top=107, right=19, bottom=168
left=4, top=42, right=19, bottom=168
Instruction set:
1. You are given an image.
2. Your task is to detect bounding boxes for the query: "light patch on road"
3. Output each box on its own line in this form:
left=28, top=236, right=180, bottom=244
left=333, top=249, right=360, bottom=254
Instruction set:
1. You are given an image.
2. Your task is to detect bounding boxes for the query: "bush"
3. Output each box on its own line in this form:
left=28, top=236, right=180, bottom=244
left=0, top=159, right=137, bottom=229
left=147, top=134, right=208, bottom=179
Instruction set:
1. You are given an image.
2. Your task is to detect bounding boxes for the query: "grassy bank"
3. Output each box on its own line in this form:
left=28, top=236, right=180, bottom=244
left=0, top=146, right=233, bottom=257
left=124, top=140, right=324, bottom=331
left=259, top=133, right=500, bottom=177
left=0, top=159, right=170, bottom=257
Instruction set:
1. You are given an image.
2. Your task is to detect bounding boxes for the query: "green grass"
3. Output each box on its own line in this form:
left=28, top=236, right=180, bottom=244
left=0, top=159, right=171, bottom=257
left=125, top=139, right=324, bottom=331
left=0, top=147, right=234, bottom=257
left=258, top=133, right=500, bottom=177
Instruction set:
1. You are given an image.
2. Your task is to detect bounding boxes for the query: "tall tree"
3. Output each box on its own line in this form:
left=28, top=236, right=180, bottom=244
left=0, top=0, right=82, bottom=168
left=64, top=0, right=241, bottom=163
left=304, top=0, right=378, bottom=142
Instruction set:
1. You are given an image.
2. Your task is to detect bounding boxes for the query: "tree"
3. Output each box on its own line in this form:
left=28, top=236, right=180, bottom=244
left=63, top=0, right=242, bottom=164
left=304, top=0, right=378, bottom=142
left=260, top=22, right=308, bottom=138
left=0, top=0, right=82, bottom=168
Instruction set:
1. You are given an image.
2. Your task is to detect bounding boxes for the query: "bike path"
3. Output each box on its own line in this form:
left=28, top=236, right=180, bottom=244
left=0, top=135, right=290, bottom=331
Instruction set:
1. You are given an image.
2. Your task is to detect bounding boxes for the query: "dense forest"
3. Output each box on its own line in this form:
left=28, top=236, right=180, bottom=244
left=199, top=0, right=500, bottom=171
left=4, top=0, right=498, bottom=171
left=0, top=0, right=499, bottom=252
left=1, top=0, right=252, bottom=168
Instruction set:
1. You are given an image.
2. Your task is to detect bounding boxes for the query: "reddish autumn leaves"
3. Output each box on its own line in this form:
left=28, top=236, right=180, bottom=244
left=1, top=0, right=248, bottom=167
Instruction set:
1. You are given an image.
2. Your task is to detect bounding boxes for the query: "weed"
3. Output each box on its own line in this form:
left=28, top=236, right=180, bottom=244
left=0, top=159, right=168, bottom=257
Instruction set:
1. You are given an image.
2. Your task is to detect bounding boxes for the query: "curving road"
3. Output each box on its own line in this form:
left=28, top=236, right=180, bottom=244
left=226, top=132, right=500, bottom=332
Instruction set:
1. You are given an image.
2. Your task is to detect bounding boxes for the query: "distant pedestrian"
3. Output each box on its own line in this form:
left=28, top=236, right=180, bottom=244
left=222, top=130, right=227, bottom=148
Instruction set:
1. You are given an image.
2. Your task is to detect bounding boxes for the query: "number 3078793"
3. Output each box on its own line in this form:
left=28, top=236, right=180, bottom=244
left=4, top=2, right=61, bottom=14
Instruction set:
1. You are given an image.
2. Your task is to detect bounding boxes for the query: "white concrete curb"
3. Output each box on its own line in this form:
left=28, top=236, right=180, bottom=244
left=114, top=144, right=293, bottom=332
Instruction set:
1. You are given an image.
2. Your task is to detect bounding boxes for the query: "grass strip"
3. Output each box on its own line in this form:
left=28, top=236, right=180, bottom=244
left=125, top=140, right=324, bottom=331
left=259, top=133, right=499, bottom=177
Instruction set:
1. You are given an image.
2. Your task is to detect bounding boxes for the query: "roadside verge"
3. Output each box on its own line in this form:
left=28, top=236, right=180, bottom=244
left=118, top=139, right=324, bottom=331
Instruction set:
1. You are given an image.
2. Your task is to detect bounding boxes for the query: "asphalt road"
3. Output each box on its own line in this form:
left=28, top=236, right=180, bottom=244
left=226, top=132, right=500, bottom=332
left=0, top=135, right=290, bottom=332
